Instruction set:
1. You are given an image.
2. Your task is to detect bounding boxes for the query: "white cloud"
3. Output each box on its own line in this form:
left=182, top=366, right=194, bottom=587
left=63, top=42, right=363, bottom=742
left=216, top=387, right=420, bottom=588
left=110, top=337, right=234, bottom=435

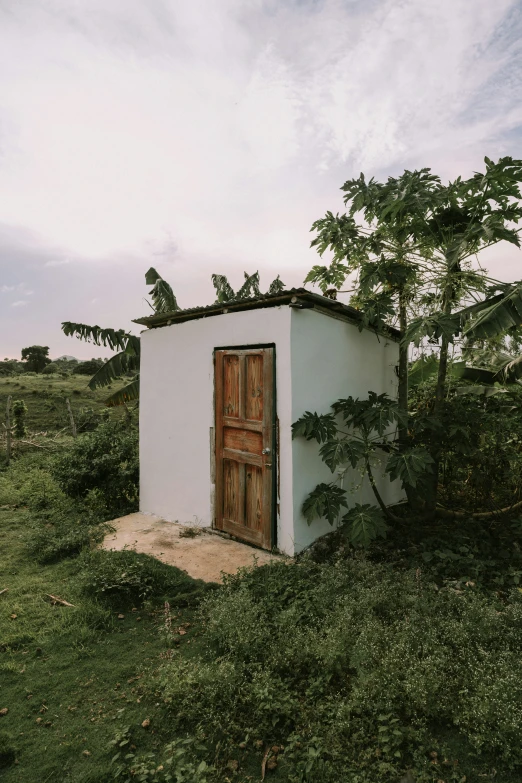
left=44, top=258, right=70, bottom=267
left=0, top=0, right=521, bottom=355
left=11, top=300, right=28, bottom=307
left=0, top=0, right=520, bottom=264
left=1, top=285, right=15, bottom=293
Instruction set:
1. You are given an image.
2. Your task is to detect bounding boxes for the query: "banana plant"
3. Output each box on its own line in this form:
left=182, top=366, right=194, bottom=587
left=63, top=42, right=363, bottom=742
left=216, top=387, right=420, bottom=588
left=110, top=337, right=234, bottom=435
left=211, top=271, right=285, bottom=303
left=62, top=267, right=179, bottom=407
left=61, top=323, right=141, bottom=407
left=452, top=281, right=522, bottom=394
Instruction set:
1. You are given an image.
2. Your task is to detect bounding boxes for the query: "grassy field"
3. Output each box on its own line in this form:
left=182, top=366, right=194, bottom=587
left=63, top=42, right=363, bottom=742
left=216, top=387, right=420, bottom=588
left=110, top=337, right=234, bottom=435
left=0, top=505, right=209, bottom=782
left=2, top=393, right=522, bottom=781
left=0, top=374, right=128, bottom=434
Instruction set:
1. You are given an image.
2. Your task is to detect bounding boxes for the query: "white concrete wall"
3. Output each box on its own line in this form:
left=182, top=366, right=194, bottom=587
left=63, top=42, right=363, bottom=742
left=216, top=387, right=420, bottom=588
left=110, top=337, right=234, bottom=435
left=290, top=308, right=402, bottom=554
left=139, top=307, right=294, bottom=549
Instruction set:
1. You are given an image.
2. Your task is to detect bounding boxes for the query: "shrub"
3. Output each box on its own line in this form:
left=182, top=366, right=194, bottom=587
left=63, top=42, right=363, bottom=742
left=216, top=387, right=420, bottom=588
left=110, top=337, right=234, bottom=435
left=0, top=361, right=16, bottom=376
left=151, top=559, right=522, bottom=780
left=11, top=399, right=27, bottom=438
left=76, top=406, right=110, bottom=433
left=41, top=363, right=59, bottom=374
left=27, top=523, right=101, bottom=565
left=51, top=420, right=139, bottom=516
left=18, top=468, right=66, bottom=511
left=78, top=549, right=210, bottom=607
left=73, top=359, right=104, bottom=375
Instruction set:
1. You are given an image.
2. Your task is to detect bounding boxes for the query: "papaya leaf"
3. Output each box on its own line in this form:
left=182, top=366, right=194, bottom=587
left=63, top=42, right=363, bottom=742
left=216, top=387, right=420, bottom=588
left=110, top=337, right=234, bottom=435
left=342, top=504, right=388, bottom=548
left=386, top=447, right=434, bottom=488
left=292, top=412, right=337, bottom=443
left=319, top=438, right=366, bottom=472
left=302, top=483, right=348, bottom=526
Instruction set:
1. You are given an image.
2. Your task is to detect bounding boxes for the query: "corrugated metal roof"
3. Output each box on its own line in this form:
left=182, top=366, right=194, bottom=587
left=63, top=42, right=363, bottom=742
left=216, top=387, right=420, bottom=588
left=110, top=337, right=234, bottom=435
left=133, top=288, right=400, bottom=340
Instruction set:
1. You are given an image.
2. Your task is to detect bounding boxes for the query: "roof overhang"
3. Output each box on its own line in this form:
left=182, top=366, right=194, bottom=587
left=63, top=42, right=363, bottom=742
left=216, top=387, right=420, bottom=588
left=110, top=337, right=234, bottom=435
left=133, top=288, right=400, bottom=341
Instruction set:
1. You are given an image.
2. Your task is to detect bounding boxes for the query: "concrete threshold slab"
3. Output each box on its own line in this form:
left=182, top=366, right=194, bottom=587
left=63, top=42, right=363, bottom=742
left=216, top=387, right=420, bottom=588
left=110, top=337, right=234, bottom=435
left=102, top=512, right=285, bottom=583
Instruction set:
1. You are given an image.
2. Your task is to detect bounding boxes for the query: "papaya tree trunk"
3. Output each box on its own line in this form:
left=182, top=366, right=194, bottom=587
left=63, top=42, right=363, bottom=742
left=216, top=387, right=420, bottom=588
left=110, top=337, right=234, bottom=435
left=397, top=288, right=419, bottom=507
left=398, top=291, right=409, bottom=449
left=425, top=281, right=453, bottom=514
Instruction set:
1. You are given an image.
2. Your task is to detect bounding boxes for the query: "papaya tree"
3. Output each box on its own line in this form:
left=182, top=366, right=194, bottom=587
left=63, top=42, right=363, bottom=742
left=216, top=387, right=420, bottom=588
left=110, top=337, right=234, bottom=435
left=295, top=156, right=522, bottom=535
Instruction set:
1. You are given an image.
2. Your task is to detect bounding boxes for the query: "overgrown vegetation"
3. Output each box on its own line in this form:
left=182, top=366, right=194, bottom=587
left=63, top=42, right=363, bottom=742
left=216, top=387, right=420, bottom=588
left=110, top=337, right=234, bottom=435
left=295, top=156, right=522, bottom=543
left=51, top=419, right=139, bottom=517
left=147, top=556, right=522, bottom=782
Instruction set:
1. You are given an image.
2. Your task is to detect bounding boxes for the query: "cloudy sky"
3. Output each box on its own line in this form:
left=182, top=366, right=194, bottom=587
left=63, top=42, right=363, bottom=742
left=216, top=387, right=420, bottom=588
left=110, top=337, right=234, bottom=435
left=1, top=0, right=522, bottom=359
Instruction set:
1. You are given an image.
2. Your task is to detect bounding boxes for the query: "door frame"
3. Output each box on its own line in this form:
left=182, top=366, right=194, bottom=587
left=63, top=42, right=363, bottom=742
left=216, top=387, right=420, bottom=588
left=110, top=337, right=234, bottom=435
left=213, top=343, right=277, bottom=549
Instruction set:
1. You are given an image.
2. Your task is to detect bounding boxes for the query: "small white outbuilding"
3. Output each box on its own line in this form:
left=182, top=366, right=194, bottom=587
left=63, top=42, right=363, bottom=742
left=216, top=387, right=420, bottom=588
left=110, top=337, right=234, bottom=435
left=135, top=289, right=401, bottom=557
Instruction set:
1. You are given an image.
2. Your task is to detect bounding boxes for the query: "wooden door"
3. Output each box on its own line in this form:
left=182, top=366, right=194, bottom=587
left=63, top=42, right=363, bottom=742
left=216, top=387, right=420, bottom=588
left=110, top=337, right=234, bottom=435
left=215, top=347, right=274, bottom=549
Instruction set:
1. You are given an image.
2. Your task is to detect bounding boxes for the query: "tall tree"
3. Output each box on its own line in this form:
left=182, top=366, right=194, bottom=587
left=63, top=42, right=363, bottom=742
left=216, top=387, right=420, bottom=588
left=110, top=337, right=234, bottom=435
left=304, top=157, right=522, bottom=514
left=21, top=345, right=51, bottom=373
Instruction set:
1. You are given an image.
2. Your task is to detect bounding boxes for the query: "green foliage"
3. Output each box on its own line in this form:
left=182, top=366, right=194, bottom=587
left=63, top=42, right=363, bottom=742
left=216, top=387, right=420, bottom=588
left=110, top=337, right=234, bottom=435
left=11, top=399, right=27, bottom=438
left=145, top=266, right=180, bottom=314
left=73, top=358, right=104, bottom=375
left=109, top=729, right=212, bottom=782
left=342, top=504, right=388, bottom=547
left=305, top=157, right=522, bottom=513
left=28, top=523, right=102, bottom=565
left=41, top=362, right=59, bottom=374
left=151, top=558, right=522, bottom=780
left=319, top=437, right=365, bottom=471
left=0, top=360, right=17, bottom=376
left=294, top=393, right=407, bottom=537
left=211, top=270, right=286, bottom=303
left=51, top=420, right=139, bottom=516
left=292, top=411, right=337, bottom=443
left=79, top=549, right=210, bottom=608
left=386, top=447, right=434, bottom=488
left=61, top=323, right=132, bottom=351
left=302, top=483, right=348, bottom=525
left=21, top=345, right=51, bottom=373
left=332, top=391, right=406, bottom=436
left=410, top=378, right=522, bottom=514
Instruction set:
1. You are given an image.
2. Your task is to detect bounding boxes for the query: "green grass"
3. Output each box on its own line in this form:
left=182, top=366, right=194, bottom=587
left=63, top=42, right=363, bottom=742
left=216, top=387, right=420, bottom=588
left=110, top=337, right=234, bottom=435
left=0, top=374, right=127, bottom=433
left=0, top=506, right=208, bottom=782
left=2, top=437, right=522, bottom=781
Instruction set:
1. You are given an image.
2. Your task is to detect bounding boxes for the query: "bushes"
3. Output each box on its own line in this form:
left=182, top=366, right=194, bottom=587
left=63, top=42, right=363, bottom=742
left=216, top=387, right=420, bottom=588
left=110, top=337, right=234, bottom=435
left=51, top=420, right=139, bottom=517
left=151, top=559, right=522, bottom=780
left=78, top=549, right=211, bottom=607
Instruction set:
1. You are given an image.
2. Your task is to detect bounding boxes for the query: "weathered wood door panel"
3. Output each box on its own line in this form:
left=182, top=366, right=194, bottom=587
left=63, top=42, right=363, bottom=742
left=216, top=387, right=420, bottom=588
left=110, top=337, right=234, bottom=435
left=215, top=347, right=274, bottom=549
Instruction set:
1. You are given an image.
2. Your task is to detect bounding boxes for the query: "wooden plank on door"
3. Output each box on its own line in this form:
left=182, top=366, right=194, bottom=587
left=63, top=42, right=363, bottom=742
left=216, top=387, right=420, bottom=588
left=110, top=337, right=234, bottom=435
left=215, top=347, right=274, bottom=549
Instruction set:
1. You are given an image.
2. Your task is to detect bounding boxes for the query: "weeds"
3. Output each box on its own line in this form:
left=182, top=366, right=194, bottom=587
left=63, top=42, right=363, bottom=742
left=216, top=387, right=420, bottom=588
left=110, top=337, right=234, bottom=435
left=78, top=549, right=213, bottom=608
left=149, top=558, right=522, bottom=781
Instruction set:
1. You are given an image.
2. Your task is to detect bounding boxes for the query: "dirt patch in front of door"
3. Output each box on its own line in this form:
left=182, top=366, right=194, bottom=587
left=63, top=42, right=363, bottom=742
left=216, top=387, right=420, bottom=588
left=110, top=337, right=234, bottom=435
left=102, top=512, right=285, bottom=583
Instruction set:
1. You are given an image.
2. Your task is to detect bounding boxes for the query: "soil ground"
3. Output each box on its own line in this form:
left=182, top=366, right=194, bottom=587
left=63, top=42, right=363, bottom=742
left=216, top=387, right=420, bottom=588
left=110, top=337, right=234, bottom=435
left=102, top=512, right=284, bottom=583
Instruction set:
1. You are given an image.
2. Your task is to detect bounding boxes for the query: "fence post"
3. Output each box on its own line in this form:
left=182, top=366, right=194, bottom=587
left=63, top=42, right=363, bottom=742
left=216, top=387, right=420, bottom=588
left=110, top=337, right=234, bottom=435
left=66, top=398, right=77, bottom=438
left=5, top=395, right=12, bottom=465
